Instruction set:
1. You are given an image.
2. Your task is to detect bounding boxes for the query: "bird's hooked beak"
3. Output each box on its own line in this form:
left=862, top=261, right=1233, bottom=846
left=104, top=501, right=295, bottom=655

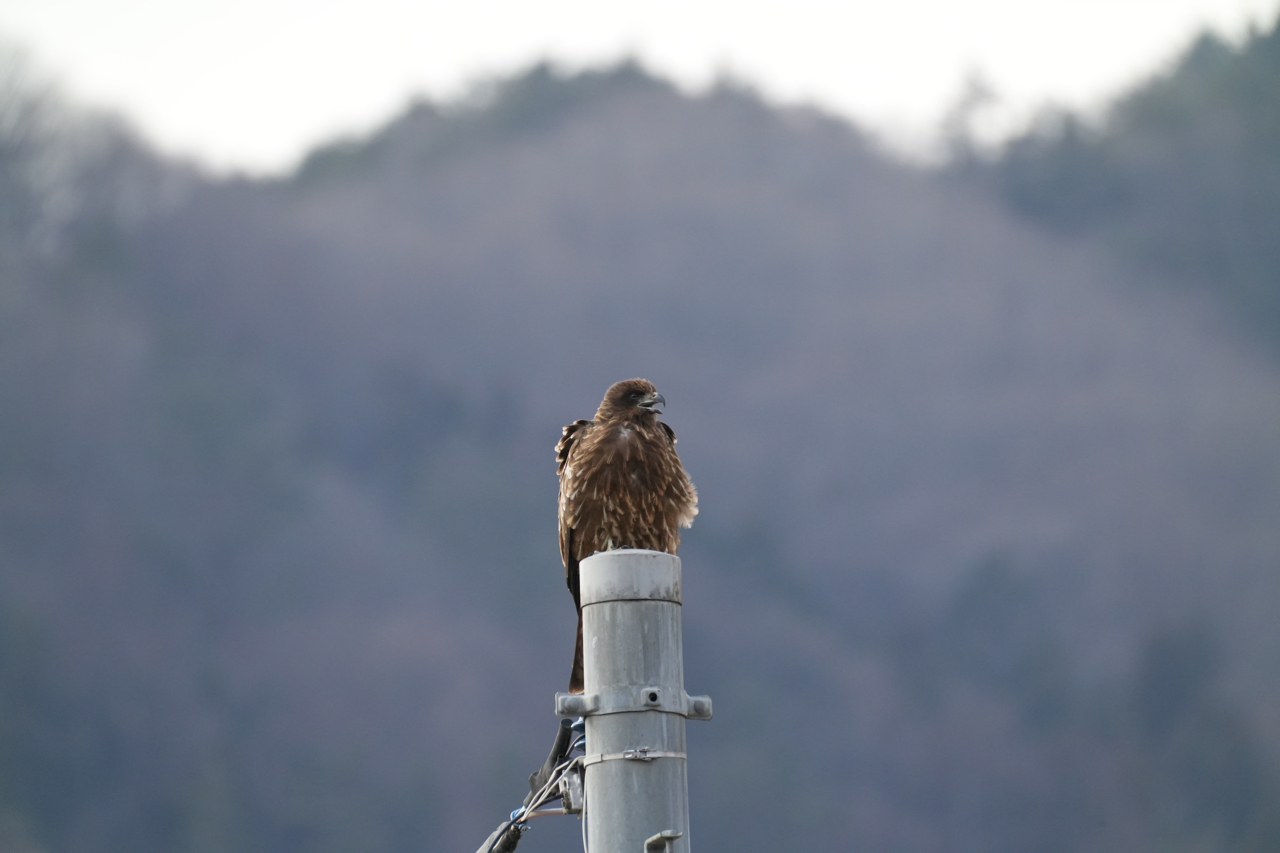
left=638, top=391, right=666, bottom=413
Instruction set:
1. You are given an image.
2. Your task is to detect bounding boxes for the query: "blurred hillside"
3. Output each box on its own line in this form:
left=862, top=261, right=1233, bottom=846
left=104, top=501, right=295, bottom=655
left=966, top=20, right=1280, bottom=348
left=2, top=23, right=1280, bottom=853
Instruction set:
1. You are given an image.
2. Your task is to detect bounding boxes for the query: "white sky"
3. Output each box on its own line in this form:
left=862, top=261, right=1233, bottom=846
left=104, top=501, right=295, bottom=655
left=1, top=0, right=1276, bottom=174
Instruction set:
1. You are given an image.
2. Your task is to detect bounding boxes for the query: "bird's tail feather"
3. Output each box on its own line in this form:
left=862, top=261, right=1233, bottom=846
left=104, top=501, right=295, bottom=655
left=568, top=612, right=584, bottom=694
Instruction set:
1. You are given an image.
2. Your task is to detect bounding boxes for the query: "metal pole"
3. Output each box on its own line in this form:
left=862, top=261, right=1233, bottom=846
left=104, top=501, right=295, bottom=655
left=556, top=549, right=712, bottom=853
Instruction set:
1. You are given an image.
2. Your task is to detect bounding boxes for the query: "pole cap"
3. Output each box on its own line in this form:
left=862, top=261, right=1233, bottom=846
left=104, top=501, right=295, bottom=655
left=579, top=549, right=682, bottom=606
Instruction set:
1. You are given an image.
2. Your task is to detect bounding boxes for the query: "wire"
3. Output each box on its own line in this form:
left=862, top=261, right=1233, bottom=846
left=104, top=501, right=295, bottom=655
left=480, top=818, right=519, bottom=853
left=528, top=754, right=579, bottom=811
left=478, top=728, right=589, bottom=853
left=482, top=752, right=585, bottom=853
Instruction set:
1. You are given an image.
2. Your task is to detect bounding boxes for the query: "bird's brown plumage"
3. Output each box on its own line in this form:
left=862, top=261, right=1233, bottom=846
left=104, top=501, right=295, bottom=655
left=556, top=378, right=697, bottom=693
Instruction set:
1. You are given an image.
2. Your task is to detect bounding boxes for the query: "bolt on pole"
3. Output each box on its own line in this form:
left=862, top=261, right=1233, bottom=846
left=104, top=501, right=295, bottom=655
left=556, top=549, right=712, bottom=853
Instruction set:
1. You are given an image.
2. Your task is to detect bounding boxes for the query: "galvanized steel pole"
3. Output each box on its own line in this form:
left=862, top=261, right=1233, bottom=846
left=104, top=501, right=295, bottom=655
left=556, top=549, right=712, bottom=853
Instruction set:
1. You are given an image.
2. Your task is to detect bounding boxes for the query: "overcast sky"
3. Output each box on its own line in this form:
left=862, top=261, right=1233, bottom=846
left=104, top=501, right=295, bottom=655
left=1, top=0, right=1276, bottom=173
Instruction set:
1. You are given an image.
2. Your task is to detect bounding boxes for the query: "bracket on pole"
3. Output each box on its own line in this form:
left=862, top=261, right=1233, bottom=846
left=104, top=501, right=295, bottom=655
left=554, top=688, right=712, bottom=720
left=644, top=830, right=683, bottom=853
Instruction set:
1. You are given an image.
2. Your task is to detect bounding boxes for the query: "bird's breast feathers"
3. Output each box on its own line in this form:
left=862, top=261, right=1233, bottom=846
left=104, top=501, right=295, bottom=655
left=556, top=416, right=696, bottom=559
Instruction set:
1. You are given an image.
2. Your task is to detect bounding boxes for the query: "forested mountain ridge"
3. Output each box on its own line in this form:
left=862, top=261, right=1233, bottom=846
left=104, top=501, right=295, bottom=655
left=2, top=22, right=1280, bottom=853
left=293, top=60, right=670, bottom=186
left=971, top=18, right=1280, bottom=347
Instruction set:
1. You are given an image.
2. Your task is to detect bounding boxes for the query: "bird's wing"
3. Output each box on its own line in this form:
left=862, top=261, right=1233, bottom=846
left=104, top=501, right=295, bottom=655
left=557, top=419, right=591, bottom=478
left=557, top=419, right=592, bottom=605
left=657, top=420, right=698, bottom=529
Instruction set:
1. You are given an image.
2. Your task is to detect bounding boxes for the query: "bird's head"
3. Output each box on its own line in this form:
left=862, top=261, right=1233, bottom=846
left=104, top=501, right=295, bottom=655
left=597, top=378, right=665, bottom=420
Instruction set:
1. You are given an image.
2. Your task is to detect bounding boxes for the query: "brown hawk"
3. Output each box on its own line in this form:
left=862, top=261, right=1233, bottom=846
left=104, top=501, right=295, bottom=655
left=556, top=378, right=698, bottom=693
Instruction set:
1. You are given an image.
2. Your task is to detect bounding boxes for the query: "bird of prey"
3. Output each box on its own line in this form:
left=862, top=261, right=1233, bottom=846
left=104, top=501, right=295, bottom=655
left=556, top=378, right=698, bottom=693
